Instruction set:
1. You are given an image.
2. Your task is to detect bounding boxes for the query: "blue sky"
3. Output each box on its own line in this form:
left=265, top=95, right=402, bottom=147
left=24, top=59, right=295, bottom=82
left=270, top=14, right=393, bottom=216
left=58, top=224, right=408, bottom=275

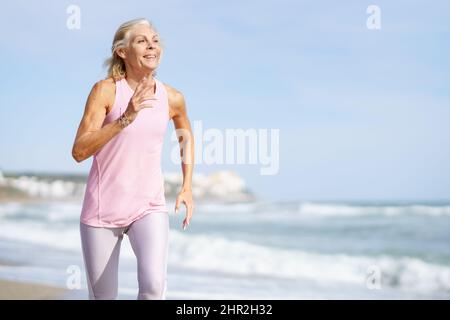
left=0, top=0, right=449, bottom=202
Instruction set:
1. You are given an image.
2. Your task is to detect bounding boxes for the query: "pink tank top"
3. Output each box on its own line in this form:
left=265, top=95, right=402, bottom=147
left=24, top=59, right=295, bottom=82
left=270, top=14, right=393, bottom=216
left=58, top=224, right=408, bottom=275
left=80, top=77, right=170, bottom=227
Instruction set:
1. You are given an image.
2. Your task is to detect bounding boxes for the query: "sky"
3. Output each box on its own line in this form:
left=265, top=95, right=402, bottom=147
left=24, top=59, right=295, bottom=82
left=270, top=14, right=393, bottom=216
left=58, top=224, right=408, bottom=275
left=0, top=0, right=449, bottom=202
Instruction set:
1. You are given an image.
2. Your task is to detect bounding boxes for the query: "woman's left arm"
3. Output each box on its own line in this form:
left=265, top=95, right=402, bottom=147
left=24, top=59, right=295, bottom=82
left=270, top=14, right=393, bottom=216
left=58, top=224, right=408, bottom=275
left=167, top=85, right=195, bottom=230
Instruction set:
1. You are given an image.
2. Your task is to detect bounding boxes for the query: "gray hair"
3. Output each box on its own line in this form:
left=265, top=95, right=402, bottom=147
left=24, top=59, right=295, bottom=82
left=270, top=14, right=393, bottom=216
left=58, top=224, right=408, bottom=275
left=104, top=18, right=163, bottom=80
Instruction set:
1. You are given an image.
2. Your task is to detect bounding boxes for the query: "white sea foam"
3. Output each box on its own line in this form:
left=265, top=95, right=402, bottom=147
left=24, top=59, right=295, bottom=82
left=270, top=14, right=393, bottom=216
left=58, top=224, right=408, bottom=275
left=168, top=231, right=450, bottom=293
left=1, top=216, right=449, bottom=295
left=296, top=202, right=450, bottom=217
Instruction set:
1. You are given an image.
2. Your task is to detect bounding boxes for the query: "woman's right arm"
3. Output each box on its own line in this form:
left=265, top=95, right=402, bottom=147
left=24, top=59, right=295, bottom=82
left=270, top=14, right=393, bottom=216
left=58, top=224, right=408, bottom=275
left=72, top=76, right=156, bottom=163
left=71, top=79, right=123, bottom=163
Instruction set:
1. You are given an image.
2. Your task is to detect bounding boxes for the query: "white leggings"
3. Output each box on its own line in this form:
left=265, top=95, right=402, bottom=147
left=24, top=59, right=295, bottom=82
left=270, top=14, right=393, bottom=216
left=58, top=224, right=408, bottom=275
left=80, top=212, right=169, bottom=300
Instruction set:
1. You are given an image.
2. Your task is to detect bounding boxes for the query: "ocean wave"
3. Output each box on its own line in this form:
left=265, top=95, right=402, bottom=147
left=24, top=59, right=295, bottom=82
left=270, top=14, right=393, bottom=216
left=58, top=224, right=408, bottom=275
left=3, top=200, right=450, bottom=225
left=2, top=217, right=447, bottom=295
left=168, top=231, right=450, bottom=294
left=192, top=201, right=450, bottom=218
left=297, top=202, right=450, bottom=217
left=0, top=201, right=81, bottom=223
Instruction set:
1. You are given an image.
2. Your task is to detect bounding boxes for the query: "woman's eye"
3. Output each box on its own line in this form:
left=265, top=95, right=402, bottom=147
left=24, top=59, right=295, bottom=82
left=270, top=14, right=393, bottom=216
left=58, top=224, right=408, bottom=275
left=138, top=39, right=145, bottom=43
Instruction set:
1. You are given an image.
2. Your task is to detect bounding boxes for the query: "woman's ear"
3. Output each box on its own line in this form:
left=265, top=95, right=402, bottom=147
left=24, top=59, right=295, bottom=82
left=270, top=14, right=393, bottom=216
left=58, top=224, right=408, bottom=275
left=116, top=48, right=126, bottom=60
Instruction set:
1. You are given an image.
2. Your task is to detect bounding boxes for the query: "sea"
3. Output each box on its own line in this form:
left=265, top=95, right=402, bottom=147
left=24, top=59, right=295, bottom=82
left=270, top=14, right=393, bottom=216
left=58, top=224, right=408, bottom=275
left=0, top=199, right=449, bottom=299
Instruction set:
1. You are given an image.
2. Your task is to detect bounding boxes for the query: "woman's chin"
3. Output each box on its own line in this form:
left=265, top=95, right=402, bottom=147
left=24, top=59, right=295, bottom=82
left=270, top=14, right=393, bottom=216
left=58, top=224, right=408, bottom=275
left=141, top=63, right=158, bottom=72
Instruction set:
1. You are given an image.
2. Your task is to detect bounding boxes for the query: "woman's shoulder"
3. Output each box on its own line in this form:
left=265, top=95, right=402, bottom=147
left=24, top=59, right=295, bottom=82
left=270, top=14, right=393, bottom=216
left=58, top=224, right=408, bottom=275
left=94, top=77, right=116, bottom=94
left=90, top=77, right=116, bottom=108
left=163, top=83, right=186, bottom=119
left=163, top=83, right=185, bottom=107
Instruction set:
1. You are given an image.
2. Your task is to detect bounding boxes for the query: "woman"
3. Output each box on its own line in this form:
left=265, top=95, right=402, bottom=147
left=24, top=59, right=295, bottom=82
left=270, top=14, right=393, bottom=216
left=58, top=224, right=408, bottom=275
left=71, top=18, right=195, bottom=300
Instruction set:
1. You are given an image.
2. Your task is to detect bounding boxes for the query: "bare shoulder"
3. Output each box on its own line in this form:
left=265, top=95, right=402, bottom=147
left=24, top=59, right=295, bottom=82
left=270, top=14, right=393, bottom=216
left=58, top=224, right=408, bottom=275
left=163, top=83, right=186, bottom=119
left=91, top=78, right=116, bottom=112
left=93, top=78, right=115, bottom=95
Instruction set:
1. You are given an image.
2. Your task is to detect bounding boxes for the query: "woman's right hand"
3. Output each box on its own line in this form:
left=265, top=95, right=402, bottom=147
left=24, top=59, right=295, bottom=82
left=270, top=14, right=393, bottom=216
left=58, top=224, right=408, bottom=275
left=124, top=76, right=157, bottom=122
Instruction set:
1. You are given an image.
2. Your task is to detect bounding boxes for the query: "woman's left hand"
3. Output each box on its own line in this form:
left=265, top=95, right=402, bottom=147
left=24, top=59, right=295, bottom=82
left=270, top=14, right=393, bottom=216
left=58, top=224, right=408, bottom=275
left=175, top=189, right=194, bottom=230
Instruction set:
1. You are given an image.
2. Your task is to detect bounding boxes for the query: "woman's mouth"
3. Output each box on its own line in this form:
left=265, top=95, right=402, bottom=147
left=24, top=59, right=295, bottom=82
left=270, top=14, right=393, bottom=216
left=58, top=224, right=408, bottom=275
left=143, top=54, right=157, bottom=61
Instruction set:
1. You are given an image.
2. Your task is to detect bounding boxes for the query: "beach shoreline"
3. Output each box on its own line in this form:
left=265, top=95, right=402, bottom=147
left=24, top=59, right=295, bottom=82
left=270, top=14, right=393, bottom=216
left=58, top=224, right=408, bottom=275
left=0, top=279, right=68, bottom=300
left=0, top=258, right=70, bottom=300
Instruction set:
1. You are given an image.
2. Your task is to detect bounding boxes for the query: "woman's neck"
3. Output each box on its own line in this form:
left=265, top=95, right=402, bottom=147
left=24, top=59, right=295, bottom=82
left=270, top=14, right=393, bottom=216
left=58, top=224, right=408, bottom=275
left=125, top=68, right=154, bottom=91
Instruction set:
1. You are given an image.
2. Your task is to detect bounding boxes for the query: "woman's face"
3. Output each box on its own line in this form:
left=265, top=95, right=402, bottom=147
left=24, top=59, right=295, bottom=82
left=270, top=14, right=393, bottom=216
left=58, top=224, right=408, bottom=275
left=122, top=25, right=162, bottom=73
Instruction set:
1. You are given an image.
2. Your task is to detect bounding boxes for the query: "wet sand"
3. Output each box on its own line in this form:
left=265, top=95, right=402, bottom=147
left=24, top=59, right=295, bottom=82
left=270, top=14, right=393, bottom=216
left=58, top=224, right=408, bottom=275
left=0, top=279, right=68, bottom=300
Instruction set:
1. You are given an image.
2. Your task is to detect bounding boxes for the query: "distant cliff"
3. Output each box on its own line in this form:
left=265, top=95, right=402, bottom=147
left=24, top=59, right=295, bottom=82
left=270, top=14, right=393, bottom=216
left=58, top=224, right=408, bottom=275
left=0, top=169, right=256, bottom=202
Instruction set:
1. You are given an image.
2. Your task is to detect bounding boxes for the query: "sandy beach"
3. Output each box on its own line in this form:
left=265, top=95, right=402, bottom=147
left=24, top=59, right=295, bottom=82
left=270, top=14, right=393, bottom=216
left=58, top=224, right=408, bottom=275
left=0, top=258, right=69, bottom=300
left=0, top=279, right=68, bottom=300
